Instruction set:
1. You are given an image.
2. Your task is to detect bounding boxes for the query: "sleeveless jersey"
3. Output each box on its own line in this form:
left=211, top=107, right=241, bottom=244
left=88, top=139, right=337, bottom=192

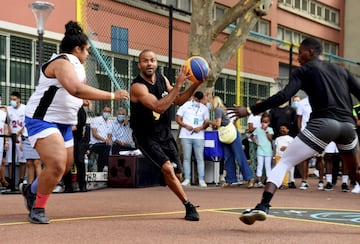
left=25, top=53, right=85, bottom=125
left=130, top=73, right=172, bottom=139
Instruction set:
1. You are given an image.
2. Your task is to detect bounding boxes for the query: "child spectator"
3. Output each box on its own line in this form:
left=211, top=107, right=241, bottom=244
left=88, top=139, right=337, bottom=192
left=273, top=123, right=294, bottom=189
left=251, top=112, right=273, bottom=188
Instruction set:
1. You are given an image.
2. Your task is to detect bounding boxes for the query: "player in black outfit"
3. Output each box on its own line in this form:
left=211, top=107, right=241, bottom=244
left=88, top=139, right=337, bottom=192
left=130, top=50, right=203, bottom=221
left=228, top=37, right=360, bottom=225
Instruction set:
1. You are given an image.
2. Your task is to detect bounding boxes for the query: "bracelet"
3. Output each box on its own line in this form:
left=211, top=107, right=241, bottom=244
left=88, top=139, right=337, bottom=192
left=110, top=92, right=115, bottom=100
left=246, top=107, right=252, bottom=115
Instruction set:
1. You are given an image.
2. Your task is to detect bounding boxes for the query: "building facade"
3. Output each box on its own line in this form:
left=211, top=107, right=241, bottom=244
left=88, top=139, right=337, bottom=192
left=0, top=0, right=356, bottom=128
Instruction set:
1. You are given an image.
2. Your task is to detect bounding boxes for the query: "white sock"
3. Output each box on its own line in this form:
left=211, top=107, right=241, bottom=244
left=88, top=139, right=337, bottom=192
left=325, top=174, right=332, bottom=183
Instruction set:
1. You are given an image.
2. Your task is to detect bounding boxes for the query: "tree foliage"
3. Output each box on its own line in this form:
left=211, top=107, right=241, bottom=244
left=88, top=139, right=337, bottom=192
left=188, top=0, right=272, bottom=90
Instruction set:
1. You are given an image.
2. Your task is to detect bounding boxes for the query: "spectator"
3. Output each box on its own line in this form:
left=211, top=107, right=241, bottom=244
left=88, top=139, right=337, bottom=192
left=270, top=101, right=298, bottom=139
left=111, top=107, right=135, bottom=155
left=63, top=104, right=90, bottom=193
left=246, top=99, right=262, bottom=187
left=209, top=96, right=254, bottom=188
left=6, top=91, right=26, bottom=187
left=176, top=91, right=209, bottom=188
left=0, top=105, right=9, bottom=188
left=22, top=127, right=42, bottom=184
left=273, top=123, right=294, bottom=189
left=89, top=105, right=112, bottom=171
left=250, top=112, right=274, bottom=188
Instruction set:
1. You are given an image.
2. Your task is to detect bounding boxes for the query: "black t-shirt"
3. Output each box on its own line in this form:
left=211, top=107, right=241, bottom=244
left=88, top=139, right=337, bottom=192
left=270, top=105, right=298, bottom=139
left=130, top=73, right=172, bottom=140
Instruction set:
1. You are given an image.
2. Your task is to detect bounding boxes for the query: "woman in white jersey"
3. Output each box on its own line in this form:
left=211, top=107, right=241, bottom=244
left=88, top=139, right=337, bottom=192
left=20, top=21, right=129, bottom=224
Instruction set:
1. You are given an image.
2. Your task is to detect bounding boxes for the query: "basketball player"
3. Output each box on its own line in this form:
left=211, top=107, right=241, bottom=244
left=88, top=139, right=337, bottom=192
left=20, top=21, right=129, bottom=224
left=228, top=37, right=360, bottom=225
left=130, top=50, right=202, bottom=221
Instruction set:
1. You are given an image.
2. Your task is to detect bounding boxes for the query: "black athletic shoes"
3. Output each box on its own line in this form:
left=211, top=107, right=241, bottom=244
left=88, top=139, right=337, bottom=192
left=184, top=202, right=200, bottom=221
left=28, top=208, right=50, bottom=224
left=239, top=203, right=270, bottom=225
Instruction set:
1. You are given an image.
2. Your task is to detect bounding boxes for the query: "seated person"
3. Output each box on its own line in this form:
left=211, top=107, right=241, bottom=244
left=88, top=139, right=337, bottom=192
left=89, top=105, right=112, bottom=171
left=111, top=107, right=135, bottom=154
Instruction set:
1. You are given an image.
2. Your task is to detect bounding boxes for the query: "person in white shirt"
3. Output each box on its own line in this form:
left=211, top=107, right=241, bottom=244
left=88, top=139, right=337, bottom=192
left=176, top=91, right=209, bottom=187
left=20, top=21, right=129, bottom=224
left=6, top=91, right=26, bottom=187
left=89, top=105, right=113, bottom=171
left=246, top=99, right=262, bottom=188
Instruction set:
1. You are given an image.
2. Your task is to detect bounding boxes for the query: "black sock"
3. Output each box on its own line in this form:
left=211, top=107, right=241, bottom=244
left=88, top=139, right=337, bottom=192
left=183, top=200, right=190, bottom=205
left=260, top=191, right=273, bottom=206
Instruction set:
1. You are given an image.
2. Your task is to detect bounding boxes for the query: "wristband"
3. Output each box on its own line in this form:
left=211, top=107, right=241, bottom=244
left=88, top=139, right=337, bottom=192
left=110, top=92, right=115, bottom=100
left=246, top=107, right=252, bottom=115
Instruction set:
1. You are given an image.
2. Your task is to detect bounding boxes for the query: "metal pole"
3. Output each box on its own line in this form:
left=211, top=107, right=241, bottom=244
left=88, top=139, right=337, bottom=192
left=288, top=44, right=293, bottom=105
left=37, top=31, right=44, bottom=84
left=10, top=133, right=16, bottom=192
left=168, top=5, right=173, bottom=80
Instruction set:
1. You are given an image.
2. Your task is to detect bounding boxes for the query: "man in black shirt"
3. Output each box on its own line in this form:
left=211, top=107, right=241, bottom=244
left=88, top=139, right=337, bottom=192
left=130, top=50, right=203, bottom=221
left=229, top=37, right=360, bottom=225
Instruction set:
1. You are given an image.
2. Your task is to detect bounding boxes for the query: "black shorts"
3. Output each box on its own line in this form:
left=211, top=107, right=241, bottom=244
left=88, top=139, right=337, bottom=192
left=298, top=118, right=357, bottom=153
left=132, top=134, right=182, bottom=174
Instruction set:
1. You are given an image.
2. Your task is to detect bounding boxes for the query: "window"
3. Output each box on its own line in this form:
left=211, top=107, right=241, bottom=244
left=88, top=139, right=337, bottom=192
left=279, top=0, right=339, bottom=26
left=214, top=76, right=236, bottom=107
left=111, top=26, right=129, bottom=55
left=277, top=26, right=339, bottom=56
left=301, top=0, right=308, bottom=11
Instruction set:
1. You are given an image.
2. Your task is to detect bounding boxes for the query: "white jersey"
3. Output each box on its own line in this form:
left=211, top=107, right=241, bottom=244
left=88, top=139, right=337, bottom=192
left=7, top=104, right=26, bottom=134
left=25, top=53, right=85, bottom=125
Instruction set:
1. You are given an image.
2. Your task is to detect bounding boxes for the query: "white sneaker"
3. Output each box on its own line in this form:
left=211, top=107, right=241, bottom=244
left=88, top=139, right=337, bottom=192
left=351, top=184, right=360, bottom=194
left=199, top=180, right=207, bottom=188
left=317, top=182, right=324, bottom=190
left=299, top=181, right=309, bottom=190
left=52, top=185, right=63, bottom=193
left=181, top=179, right=190, bottom=186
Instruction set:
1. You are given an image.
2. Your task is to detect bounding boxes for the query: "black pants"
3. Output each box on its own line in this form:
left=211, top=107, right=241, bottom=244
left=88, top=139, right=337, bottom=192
left=89, top=143, right=111, bottom=171
left=64, top=138, right=88, bottom=191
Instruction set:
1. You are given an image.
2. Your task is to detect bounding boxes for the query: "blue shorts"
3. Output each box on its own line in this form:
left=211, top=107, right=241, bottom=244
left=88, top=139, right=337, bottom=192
left=25, top=117, right=74, bottom=148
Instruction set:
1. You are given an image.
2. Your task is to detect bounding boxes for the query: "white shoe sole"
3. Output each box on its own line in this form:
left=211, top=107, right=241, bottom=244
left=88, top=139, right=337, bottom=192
left=239, top=210, right=267, bottom=225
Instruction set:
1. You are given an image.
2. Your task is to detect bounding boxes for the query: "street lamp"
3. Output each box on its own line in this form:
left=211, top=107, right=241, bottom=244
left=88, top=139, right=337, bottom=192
left=29, top=1, right=54, bottom=83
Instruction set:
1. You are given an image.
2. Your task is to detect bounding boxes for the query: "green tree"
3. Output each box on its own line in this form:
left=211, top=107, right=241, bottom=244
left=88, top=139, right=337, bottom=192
left=188, top=0, right=272, bottom=90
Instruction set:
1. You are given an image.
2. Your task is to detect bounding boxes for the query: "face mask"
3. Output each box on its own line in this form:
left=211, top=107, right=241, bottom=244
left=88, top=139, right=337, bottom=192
left=292, top=101, right=299, bottom=109
left=10, top=100, right=17, bottom=108
left=102, top=112, right=111, bottom=119
left=117, top=114, right=125, bottom=122
left=206, top=102, right=211, bottom=110
left=193, top=101, right=200, bottom=108
left=0, top=101, right=2, bottom=106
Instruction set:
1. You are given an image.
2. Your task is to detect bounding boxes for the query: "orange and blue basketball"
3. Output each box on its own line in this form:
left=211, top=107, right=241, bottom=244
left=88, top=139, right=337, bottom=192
left=184, top=56, right=209, bottom=83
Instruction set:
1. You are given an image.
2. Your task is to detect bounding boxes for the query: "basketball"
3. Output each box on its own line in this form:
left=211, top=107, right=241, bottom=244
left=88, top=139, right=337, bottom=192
left=184, top=56, right=209, bottom=83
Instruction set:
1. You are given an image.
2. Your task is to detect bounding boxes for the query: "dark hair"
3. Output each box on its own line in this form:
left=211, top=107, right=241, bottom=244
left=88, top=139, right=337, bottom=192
left=11, top=91, right=21, bottom=99
left=194, top=91, right=204, bottom=100
left=60, top=21, right=88, bottom=53
left=279, top=122, right=289, bottom=130
left=301, top=37, right=322, bottom=56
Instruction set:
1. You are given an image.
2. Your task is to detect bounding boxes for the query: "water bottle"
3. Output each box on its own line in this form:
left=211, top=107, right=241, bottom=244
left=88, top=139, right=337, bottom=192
left=84, top=154, right=89, bottom=173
